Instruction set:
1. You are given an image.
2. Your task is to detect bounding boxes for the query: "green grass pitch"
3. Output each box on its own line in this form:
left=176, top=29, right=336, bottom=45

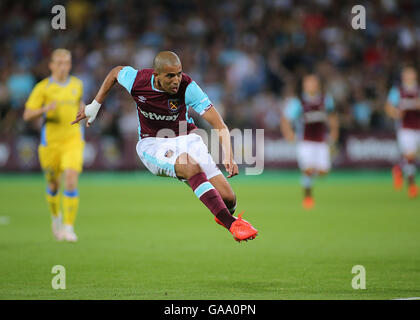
left=0, top=170, right=419, bottom=300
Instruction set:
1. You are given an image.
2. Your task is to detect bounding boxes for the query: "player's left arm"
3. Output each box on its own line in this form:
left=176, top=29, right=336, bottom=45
left=325, top=94, right=339, bottom=144
left=202, top=106, right=238, bottom=178
left=185, top=80, right=238, bottom=178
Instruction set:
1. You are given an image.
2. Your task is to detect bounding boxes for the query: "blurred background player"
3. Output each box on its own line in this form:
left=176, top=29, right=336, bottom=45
left=385, top=66, right=420, bottom=198
left=23, top=49, right=84, bottom=242
left=281, top=74, right=339, bottom=209
left=71, top=51, right=258, bottom=242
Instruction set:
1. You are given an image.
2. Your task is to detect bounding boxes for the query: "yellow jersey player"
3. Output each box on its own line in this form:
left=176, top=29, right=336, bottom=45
left=23, top=49, right=84, bottom=242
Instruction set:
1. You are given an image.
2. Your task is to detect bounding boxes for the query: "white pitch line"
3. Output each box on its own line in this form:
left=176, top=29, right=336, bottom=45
left=0, top=216, right=10, bottom=225
left=392, top=297, right=420, bottom=300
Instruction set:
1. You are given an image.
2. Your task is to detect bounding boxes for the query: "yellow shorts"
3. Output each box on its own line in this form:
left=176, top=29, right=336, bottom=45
left=38, top=139, right=84, bottom=182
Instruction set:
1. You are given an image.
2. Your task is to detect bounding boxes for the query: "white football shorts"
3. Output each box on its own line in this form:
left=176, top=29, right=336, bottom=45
left=136, top=133, right=222, bottom=179
left=397, top=128, right=420, bottom=155
left=296, top=140, right=331, bottom=172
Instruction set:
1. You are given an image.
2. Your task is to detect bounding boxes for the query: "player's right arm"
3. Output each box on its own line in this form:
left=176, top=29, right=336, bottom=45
left=23, top=82, right=57, bottom=121
left=72, top=66, right=135, bottom=127
left=385, top=86, right=401, bottom=119
left=280, top=97, right=301, bottom=142
left=280, top=116, right=294, bottom=142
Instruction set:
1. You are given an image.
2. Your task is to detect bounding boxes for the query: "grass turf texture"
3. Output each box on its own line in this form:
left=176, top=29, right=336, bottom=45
left=0, top=170, right=419, bottom=300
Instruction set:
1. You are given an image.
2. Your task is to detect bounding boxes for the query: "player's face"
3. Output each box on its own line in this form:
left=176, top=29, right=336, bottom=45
left=49, top=53, right=72, bottom=80
left=402, top=68, right=417, bottom=86
left=303, top=76, right=320, bottom=95
left=155, top=64, right=182, bottom=95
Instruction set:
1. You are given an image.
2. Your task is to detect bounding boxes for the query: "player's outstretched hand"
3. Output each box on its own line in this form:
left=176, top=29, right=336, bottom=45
left=225, top=160, right=239, bottom=178
left=72, top=105, right=87, bottom=126
left=71, top=100, right=101, bottom=127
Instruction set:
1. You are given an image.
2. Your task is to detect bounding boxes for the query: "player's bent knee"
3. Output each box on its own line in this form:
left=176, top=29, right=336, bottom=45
left=187, top=163, right=202, bottom=178
left=175, top=153, right=203, bottom=179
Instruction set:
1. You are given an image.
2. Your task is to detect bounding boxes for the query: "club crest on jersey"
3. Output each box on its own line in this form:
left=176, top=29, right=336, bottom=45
left=164, top=149, right=174, bottom=158
left=168, top=99, right=181, bottom=113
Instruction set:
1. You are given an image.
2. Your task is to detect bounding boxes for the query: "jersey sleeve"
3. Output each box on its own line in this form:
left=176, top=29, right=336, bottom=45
left=117, top=66, right=138, bottom=93
left=387, top=86, right=400, bottom=107
left=25, top=82, right=45, bottom=110
left=324, top=94, right=335, bottom=112
left=283, top=97, right=302, bottom=121
left=185, top=81, right=213, bottom=115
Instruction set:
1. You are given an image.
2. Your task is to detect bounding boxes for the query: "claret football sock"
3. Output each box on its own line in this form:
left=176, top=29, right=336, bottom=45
left=215, top=200, right=237, bottom=227
left=188, top=172, right=236, bottom=229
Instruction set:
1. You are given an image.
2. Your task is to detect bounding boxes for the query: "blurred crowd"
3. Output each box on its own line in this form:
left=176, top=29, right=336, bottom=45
left=1, top=0, right=420, bottom=141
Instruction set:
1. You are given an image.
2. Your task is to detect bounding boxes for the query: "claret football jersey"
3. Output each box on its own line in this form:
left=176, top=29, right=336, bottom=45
left=283, top=93, right=335, bottom=142
left=387, top=85, right=420, bottom=130
left=117, top=67, right=213, bottom=139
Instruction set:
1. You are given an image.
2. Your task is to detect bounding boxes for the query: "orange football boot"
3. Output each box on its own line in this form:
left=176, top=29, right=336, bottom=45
left=302, top=196, right=315, bottom=210
left=392, top=165, right=403, bottom=190
left=229, top=212, right=258, bottom=242
left=408, top=184, right=418, bottom=198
